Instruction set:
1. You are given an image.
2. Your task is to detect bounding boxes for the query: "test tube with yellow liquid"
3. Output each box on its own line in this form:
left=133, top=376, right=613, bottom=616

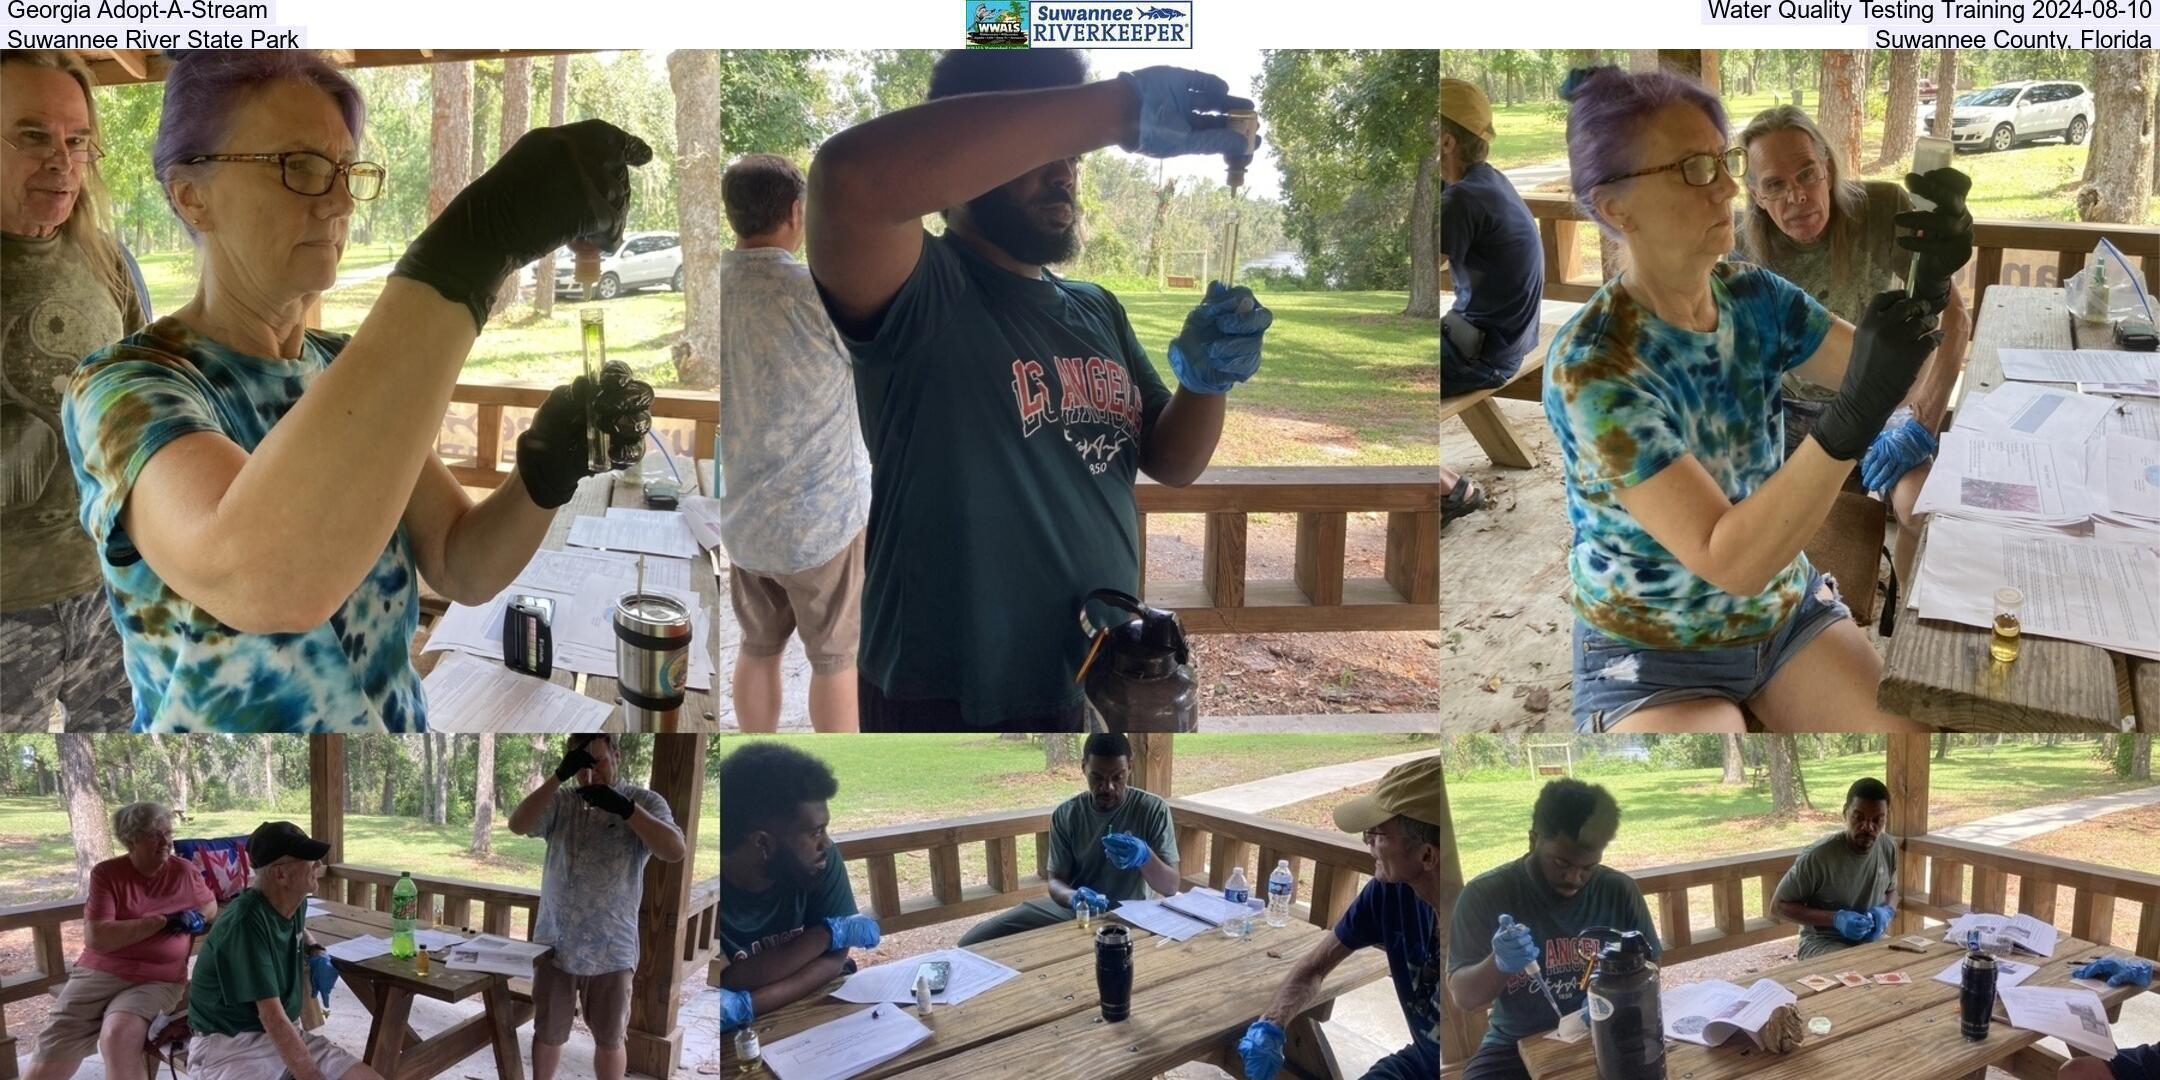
left=1990, top=587, right=2023, bottom=663
left=574, top=240, right=611, bottom=474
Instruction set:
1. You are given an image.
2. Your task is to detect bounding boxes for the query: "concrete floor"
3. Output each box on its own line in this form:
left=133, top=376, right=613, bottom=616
left=1162, top=975, right=1418, bottom=1080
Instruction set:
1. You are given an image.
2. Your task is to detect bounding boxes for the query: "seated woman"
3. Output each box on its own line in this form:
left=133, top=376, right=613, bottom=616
left=1540, top=66, right=1971, bottom=732
left=1737, top=104, right=1972, bottom=592
left=62, top=52, right=653, bottom=731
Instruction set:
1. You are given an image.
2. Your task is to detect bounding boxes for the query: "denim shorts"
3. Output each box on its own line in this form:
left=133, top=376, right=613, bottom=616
left=1571, top=571, right=1854, bottom=731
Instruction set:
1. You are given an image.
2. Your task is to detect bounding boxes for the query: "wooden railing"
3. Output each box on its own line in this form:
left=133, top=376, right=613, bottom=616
left=1443, top=191, right=2158, bottom=311
left=438, top=385, right=1440, bottom=636
left=834, top=799, right=1377, bottom=937
left=323, top=863, right=541, bottom=938
left=0, top=897, right=82, bottom=1076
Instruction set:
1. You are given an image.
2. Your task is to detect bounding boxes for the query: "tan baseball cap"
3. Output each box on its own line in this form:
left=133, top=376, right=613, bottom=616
left=1441, top=78, right=1496, bottom=142
left=1334, top=756, right=1443, bottom=834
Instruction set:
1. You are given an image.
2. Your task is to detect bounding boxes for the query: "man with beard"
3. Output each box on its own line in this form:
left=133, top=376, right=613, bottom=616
left=1446, top=779, right=1660, bottom=1080
left=717, top=741, right=882, bottom=1026
left=958, top=732, right=1179, bottom=946
left=1772, top=777, right=1899, bottom=959
left=808, top=50, right=1273, bottom=729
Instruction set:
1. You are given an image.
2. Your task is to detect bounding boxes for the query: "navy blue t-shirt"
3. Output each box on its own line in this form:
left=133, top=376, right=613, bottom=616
left=2113, top=1044, right=2160, bottom=1080
left=1334, top=879, right=1439, bottom=1073
left=1440, top=161, right=1544, bottom=379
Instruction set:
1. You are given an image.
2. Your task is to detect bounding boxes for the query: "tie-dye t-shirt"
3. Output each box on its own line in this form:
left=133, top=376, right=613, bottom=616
left=1542, top=262, right=1834, bottom=649
left=60, top=318, right=425, bottom=732
left=532, top=783, right=674, bottom=975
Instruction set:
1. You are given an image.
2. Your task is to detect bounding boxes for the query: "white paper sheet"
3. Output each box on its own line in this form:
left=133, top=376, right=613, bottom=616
left=2001, top=985, right=2117, bottom=1060
left=1160, top=888, right=1264, bottom=927
left=421, top=652, right=618, bottom=732
left=410, top=928, right=470, bottom=951
left=1934, top=954, right=2041, bottom=991
left=2099, top=435, right=2160, bottom=524
left=444, top=933, right=550, bottom=979
left=567, top=508, right=700, bottom=559
left=1952, top=384, right=2114, bottom=445
left=2000, top=348, right=2160, bottom=392
left=2101, top=398, right=2160, bottom=442
left=305, top=899, right=335, bottom=920
left=323, top=935, right=393, bottom=963
left=425, top=549, right=712, bottom=691
left=828, top=948, right=1020, bottom=1006
left=1914, top=517, right=2160, bottom=661
left=677, top=494, right=725, bottom=551
left=1942, top=913, right=2061, bottom=958
left=1110, top=898, right=1214, bottom=942
left=1543, top=1007, right=1590, bottom=1044
left=762, top=1004, right=932, bottom=1080
left=1661, top=978, right=1797, bottom=1048
left=1914, top=433, right=2095, bottom=524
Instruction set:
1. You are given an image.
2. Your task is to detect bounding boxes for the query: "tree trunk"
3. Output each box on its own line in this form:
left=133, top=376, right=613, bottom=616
left=59, top=735, right=109, bottom=894
left=534, top=55, right=569, bottom=319
left=1767, top=736, right=1810, bottom=814
left=379, top=738, right=399, bottom=815
left=1721, top=735, right=1746, bottom=785
left=1404, top=136, right=1441, bottom=320
left=1935, top=732, right=1952, bottom=761
left=527, top=735, right=549, bottom=794
left=2078, top=49, right=2157, bottom=225
left=260, top=735, right=277, bottom=808
left=2135, top=735, right=2153, bottom=781
left=470, top=735, right=497, bottom=855
left=421, top=734, right=437, bottom=823
left=1879, top=51, right=1921, bottom=168
left=1146, top=171, right=1176, bottom=284
left=1931, top=50, right=1958, bottom=140
left=427, top=61, right=474, bottom=224
left=161, top=735, right=192, bottom=819
left=433, top=734, right=450, bottom=826
left=1817, top=51, right=1867, bottom=173
left=494, top=57, right=534, bottom=315
left=1043, top=735, right=1077, bottom=770
left=667, top=50, right=725, bottom=391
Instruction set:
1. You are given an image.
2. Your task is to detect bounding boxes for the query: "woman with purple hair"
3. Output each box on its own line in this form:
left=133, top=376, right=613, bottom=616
left=1539, top=65, right=1970, bottom=733
left=60, top=51, right=654, bottom=732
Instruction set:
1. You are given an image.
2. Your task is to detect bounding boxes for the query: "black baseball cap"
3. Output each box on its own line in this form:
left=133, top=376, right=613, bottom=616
left=248, top=821, right=329, bottom=866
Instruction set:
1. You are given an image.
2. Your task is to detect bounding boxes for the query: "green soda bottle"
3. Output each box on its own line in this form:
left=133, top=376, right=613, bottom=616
left=391, top=872, right=418, bottom=959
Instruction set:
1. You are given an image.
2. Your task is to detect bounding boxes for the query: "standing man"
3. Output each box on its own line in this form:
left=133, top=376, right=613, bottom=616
left=187, top=822, right=378, bottom=1080
left=809, top=50, right=1272, bottom=728
left=1438, top=76, right=1542, bottom=528
left=718, top=153, right=872, bottom=733
left=1235, top=757, right=1442, bottom=1080
left=958, top=732, right=1180, bottom=946
left=26, top=802, right=212, bottom=1080
left=1445, top=779, right=1661, bottom=1080
left=1, top=50, right=144, bottom=730
left=508, top=735, right=687, bottom=1080
left=1773, top=777, right=1899, bottom=958
left=718, top=741, right=882, bottom=1023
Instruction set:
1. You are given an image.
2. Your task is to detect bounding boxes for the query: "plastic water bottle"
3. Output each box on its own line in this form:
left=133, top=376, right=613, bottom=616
left=1266, top=859, right=1294, bottom=928
left=1222, top=866, right=1251, bottom=938
left=390, top=872, right=418, bottom=959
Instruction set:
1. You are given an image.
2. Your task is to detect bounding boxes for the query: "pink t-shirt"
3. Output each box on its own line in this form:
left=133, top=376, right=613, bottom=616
left=78, top=855, right=214, bottom=984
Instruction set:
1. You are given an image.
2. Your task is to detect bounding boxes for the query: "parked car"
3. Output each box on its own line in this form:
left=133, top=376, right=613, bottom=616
left=1921, top=80, right=2093, bottom=153
left=1917, top=77, right=1937, bottom=104
left=529, top=230, right=684, bottom=299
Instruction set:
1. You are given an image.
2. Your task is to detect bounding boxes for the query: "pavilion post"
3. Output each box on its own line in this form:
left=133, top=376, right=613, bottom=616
left=1886, top=735, right=1932, bottom=937
left=626, top=732, right=707, bottom=1077
left=308, top=734, right=347, bottom=867
left=1440, top=761, right=1479, bottom=1073
left=1132, top=734, right=1175, bottom=799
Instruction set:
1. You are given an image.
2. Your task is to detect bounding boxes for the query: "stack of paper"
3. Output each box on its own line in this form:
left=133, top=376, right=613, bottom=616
left=1913, top=432, right=2097, bottom=526
left=1660, top=978, right=1797, bottom=1049
left=1933, top=953, right=2041, bottom=991
left=2001, top=985, right=2117, bottom=1060
left=323, top=935, right=393, bottom=963
left=421, top=652, right=617, bottom=732
left=1111, top=898, right=1213, bottom=941
left=829, top=948, right=1020, bottom=1006
left=443, top=933, right=550, bottom=979
left=1999, top=348, right=2160, bottom=396
left=677, top=494, right=725, bottom=552
left=1912, top=516, right=2160, bottom=661
left=2093, top=435, right=2160, bottom=530
left=762, top=1005, right=932, bottom=1080
left=567, top=507, right=700, bottom=559
left=422, top=547, right=714, bottom=691
left=1941, top=913, right=2060, bottom=958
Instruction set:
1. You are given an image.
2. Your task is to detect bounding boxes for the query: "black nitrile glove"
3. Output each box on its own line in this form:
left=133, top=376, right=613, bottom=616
left=592, top=360, right=656, bottom=471
left=1897, top=167, right=1974, bottom=313
left=392, top=120, right=653, bottom=332
left=577, top=784, right=636, bottom=820
left=1811, top=290, right=1944, bottom=461
left=552, top=744, right=597, bottom=783
left=515, top=362, right=655, bottom=509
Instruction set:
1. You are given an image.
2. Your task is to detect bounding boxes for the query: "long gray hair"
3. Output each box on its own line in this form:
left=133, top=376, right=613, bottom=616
left=0, top=51, right=133, bottom=315
left=1736, top=105, right=1871, bottom=284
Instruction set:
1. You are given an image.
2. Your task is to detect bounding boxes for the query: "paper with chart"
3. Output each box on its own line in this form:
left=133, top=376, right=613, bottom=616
left=762, top=1004, right=932, bottom=1080
left=1934, top=954, right=2040, bottom=992
left=1913, top=517, right=2160, bottom=660
left=1660, top=978, right=1796, bottom=1049
left=1111, top=897, right=1214, bottom=941
left=2000, top=348, right=2160, bottom=393
left=829, top=948, right=1020, bottom=1006
left=323, top=935, right=393, bottom=963
left=2001, top=986, right=2117, bottom=1060
left=1914, top=433, right=2095, bottom=525
left=1942, top=913, right=2060, bottom=958
left=420, top=652, right=616, bottom=732
left=2096, top=435, right=2160, bottom=527
left=444, top=933, right=550, bottom=979
left=2101, top=398, right=2160, bottom=442
left=1951, top=384, right=2112, bottom=445
left=567, top=507, right=700, bottom=559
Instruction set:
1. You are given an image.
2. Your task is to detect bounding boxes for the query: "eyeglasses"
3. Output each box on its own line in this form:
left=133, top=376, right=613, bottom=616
left=180, top=151, right=385, bottom=201
left=1754, top=163, right=1825, bottom=205
left=1597, top=146, right=1747, bottom=189
left=1, top=128, right=103, bottom=165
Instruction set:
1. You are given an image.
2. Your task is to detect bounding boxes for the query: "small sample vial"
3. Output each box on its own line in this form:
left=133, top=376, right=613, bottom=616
left=732, top=1028, right=762, bottom=1075
left=1990, top=587, right=2023, bottom=663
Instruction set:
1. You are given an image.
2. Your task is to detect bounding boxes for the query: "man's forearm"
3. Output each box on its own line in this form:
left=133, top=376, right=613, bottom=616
left=1139, top=856, right=1182, bottom=898
left=507, top=778, right=560, bottom=835
left=1910, top=290, right=1970, bottom=433
left=748, top=951, right=852, bottom=1017
left=1140, top=389, right=1225, bottom=487
left=1448, top=954, right=1510, bottom=1012
left=721, top=926, right=837, bottom=991
left=1773, top=900, right=1839, bottom=929
left=628, top=808, right=686, bottom=862
left=1045, top=875, right=1077, bottom=910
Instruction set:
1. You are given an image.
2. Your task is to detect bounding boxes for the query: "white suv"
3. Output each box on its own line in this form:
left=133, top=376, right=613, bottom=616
left=537, top=231, right=685, bottom=299
left=1930, top=81, right=2093, bottom=153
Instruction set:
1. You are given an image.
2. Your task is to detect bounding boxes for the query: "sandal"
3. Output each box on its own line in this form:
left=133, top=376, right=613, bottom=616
left=1442, top=474, right=1488, bottom=525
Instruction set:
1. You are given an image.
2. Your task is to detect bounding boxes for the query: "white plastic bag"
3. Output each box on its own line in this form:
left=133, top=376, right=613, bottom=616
left=2064, top=237, right=2154, bottom=324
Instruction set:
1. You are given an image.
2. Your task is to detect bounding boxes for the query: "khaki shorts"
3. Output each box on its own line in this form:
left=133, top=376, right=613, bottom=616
left=32, top=967, right=186, bottom=1063
left=729, top=531, right=863, bottom=673
left=532, top=954, right=635, bottom=1048
left=189, top=1029, right=360, bottom=1080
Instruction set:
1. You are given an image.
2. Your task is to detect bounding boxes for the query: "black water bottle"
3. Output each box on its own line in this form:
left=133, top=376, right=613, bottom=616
left=1587, top=929, right=1665, bottom=1080
left=1080, top=589, right=1198, bottom=732
left=1095, top=924, right=1134, bottom=1022
left=1961, top=931, right=1997, bottom=1041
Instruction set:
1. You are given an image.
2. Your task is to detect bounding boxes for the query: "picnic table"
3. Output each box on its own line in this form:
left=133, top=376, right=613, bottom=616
left=1879, top=285, right=2160, bottom=731
left=720, top=913, right=1390, bottom=1080
left=1518, top=929, right=2146, bottom=1080
left=306, top=899, right=540, bottom=1080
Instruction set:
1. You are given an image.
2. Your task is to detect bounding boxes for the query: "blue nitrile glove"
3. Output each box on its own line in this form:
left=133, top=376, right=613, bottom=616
left=1117, top=67, right=1259, bottom=159
left=164, top=909, right=206, bottom=936
left=1071, top=887, right=1111, bottom=915
left=1169, top=282, right=1272, bottom=395
left=823, top=914, right=882, bottom=953
left=1833, top=909, right=1875, bottom=942
left=1493, top=914, right=1538, bottom=975
left=1870, top=904, right=1897, bottom=940
left=2073, top=957, right=2155, bottom=988
left=1102, top=832, right=1154, bottom=870
left=307, top=950, right=338, bottom=1007
left=721, top=988, right=755, bottom=1033
left=1860, top=413, right=1937, bottom=495
left=1237, top=1019, right=1286, bottom=1080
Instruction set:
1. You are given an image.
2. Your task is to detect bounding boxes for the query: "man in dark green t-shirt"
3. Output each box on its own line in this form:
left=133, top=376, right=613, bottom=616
left=959, top=732, right=1181, bottom=945
left=188, top=821, right=376, bottom=1080
left=718, top=742, right=881, bottom=1033
left=1448, top=779, right=1660, bottom=1080
left=1773, top=776, right=1899, bottom=959
left=809, top=50, right=1273, bottom=729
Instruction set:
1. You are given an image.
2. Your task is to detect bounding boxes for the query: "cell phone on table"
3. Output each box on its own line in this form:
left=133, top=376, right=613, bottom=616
left=915, top=960, right=951, bottom=994
left=502, top=595, right=554, bottom=679
left=1906, top=137, right=1955, bottom=290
